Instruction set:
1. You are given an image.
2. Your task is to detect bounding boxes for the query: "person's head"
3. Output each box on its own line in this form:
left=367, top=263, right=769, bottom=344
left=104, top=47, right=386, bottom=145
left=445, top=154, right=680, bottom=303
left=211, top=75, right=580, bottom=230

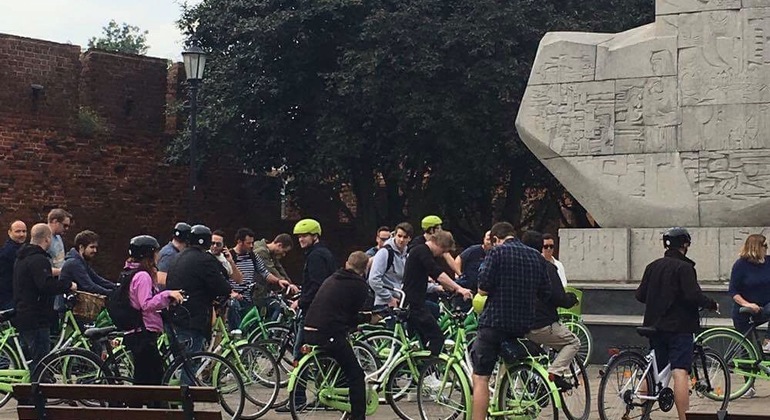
left=234, top=227, right=256, bottom=253
left=269, top=233, right=293, bottom=258
left=210, top=229, right=226, bottom=255
left=521, top=230, right=544, bottom=252
left=662, top=227, right=692, bottom=254
left=8, top=220, right=27, bottom=244
left=74, top=230, right=99, bottom=261
left=374, top=226, right=391, bottom=249
left=427, top=230, right=455, bottom=257
left=393, top=222, right=414, bottom=251
left=47, top=208, right=72, bottom=236
left=189, top=225, right=212, bottom=249
left=482, top=230, right=492, bottom=251
left=293, top=218, right=322, bottom=249
left=542, top=233, right=557, bottom=260
left=739, top=234, right=767, bottom=264
left=489, top=222, right=516, bottom=245
left=421, top=215, right=443, bottom=235
left=346, top=251, right=369, bottom=276
left=29, top=223, right=52, bottom=251
left=173, top=222, right=192, bottom=246
left=128, top=235, right=160, bottom=273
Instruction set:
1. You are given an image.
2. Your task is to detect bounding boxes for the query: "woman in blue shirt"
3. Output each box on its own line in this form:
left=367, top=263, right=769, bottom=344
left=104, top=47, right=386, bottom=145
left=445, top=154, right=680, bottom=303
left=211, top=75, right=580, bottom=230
left=729, top=234, right=770, bottom=352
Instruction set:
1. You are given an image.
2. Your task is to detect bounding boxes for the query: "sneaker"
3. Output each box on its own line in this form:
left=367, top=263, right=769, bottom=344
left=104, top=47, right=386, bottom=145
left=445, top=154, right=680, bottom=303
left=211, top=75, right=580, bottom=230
left=743, top=387, right=756, bottom=399
left=763, top=341, right=770, bottom=354
left=549, top=373, right=573, bottom=391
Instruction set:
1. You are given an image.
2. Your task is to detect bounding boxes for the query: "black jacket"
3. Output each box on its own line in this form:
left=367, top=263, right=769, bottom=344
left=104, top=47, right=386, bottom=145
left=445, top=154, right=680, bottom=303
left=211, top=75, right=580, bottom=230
left=532, top=261, right=579, bottom=330
left=166, top=247, right=232, bottom=334
left=12, top=244, right=71, bottom=331
left=636, top=249, right=717, bottom=333
left=298, top=242, right=336, bottom=311
left=0, top=239, right=22, bottom=304
left=304, top=268, right=370, bottom=336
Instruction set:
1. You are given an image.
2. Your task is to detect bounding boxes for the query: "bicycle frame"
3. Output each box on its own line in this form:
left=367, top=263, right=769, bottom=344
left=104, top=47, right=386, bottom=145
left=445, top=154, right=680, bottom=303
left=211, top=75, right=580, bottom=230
left=698, top=325, right=770, bottom=380
left=0, top=326, right=32, bottom=393
left=618, top=348, right=671, bottom=404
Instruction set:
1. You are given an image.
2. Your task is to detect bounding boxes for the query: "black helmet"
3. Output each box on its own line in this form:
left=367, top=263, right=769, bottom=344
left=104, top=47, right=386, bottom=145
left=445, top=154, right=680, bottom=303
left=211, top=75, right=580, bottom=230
left=663, top=227, right=691, bottom=249
left=189, top=224, right=212, bottom=248
left=129, top=235, right=160, bottom=259
left=174, top=222, right=192, bottom=242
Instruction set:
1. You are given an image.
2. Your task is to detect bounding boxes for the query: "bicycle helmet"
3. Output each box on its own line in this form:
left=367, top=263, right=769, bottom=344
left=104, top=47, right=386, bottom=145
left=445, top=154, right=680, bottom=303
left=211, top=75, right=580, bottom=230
left=173, top=222, right=192, bottom=242
left=189, top=224, right=212, bottom=248
left=128, top=235, right=160, bottom=259
left=663, top=227, right=691, bottom=249
left=421, top=215, right=443, bottom=231
left=472, top=293, right=487, bottom=315
left=293, top=218, right=322, bottom=235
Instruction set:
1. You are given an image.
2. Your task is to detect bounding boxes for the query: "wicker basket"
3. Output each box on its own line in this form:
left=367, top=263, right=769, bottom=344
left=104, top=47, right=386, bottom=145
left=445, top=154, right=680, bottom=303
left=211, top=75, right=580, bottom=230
left=72, top=291, right=107, bottom=321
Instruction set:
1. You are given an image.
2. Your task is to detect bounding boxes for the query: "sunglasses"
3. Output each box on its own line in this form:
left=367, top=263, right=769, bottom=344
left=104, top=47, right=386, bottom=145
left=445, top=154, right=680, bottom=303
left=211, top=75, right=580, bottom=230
left=378, top=236, right=390, bottom=241
left=212, top=241, right=223, bottom=247
left=543, top=245, right=555, bottom=249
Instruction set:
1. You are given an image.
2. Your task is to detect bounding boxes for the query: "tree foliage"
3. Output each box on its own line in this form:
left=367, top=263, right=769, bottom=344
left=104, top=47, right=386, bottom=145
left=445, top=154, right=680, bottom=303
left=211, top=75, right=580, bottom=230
left=177, top=0, right=653, bottom=243
left=88, top=20, right=149, bottom=55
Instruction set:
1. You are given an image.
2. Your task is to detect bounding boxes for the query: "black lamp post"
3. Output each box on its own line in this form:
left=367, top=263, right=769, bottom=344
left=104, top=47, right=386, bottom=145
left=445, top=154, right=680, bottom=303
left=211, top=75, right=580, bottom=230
left=182, top=45, right=207, bottom=221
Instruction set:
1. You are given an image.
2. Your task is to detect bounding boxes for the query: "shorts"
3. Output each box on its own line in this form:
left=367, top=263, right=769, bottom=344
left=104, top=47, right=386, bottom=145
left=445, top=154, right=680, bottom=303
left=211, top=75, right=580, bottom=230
left=470, top=327, right=523, bottom=376
left=649, top=331, right=693, bottom=373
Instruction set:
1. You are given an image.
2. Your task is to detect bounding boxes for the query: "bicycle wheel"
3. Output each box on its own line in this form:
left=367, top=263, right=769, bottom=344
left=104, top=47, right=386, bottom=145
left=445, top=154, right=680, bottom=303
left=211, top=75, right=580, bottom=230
left=231, top=342, right=280, bottom=419
left=289, top=355, right=348, bottom=420
left=0, top=344, right=22, bottom=407
left=416, top=357, right=470, bottom=420
left=689, top=347, right=730, bottom=413
left=563, top=321, right=592, bottom=364
left=254, top=337, right=293, bottom=407
left=32, top=347, right=109, bottom=406
left=497, top=363, right=559, bottom=419
left=360, top=330, right=403, bottom=365
left=696, top=328, right=757, bottom=400
left=560, top=357, right=590, bottom=420
left=386, top=354, right=432, bottom=420
left=102, top=345, right=135, bottom=381
left=597, top=351, right=652, bottom=420
left=161, top=351, right=245, bottom=420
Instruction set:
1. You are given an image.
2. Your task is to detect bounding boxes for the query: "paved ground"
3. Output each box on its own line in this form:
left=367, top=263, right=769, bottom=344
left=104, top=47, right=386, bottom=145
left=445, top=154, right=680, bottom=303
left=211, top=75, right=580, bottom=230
left=2, top=365, right=768, bottom=419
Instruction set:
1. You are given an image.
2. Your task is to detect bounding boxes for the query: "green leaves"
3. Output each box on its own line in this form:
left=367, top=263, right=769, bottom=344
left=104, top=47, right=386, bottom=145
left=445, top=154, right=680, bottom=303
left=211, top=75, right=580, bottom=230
left=87, top=20, right=149, bottom=55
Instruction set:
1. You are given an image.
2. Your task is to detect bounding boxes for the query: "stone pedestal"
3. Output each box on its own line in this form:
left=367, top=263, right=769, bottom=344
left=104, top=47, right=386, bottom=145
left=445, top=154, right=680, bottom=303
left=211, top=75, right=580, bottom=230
left=559, top=227, right=770, bottom=282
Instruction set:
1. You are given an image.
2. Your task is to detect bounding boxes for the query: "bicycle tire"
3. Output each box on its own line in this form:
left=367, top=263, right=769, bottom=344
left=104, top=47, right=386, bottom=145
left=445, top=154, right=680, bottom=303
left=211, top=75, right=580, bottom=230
left=161, top=350, right=245, bottom=420
left=253, top=337, right=293, bottom=407
left=386, top=354, right=432, bottom=420
left=229, top=342, right=280, bottom=419
left=0, top=344, right=23, bottom=407
left=560, top=357, right=590, bottom=420
left=497, top=363, right=559, bottom=420
left=562, top=320, right=592, bottom=364
left=696, top=328, right=757, bottom=400
left=416, top=356, right=470, bottom=420
left=289, top=354, right=349, bottom=420
left=689, top=347, right=730, bottom=413
left=597, top=351, right=652, bottom=420
left=31, top=347, right=110, bottom=407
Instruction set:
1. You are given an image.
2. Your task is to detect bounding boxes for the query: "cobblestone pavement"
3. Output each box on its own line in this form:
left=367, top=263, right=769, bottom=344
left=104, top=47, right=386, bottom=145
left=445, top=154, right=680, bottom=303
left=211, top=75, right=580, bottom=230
left=1, top=365, right=768, bottom=419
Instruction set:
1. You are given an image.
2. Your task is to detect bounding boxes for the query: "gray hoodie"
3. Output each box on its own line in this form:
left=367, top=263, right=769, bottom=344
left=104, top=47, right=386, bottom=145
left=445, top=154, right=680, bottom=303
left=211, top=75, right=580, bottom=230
left=367, top=237, right=407, bottom=306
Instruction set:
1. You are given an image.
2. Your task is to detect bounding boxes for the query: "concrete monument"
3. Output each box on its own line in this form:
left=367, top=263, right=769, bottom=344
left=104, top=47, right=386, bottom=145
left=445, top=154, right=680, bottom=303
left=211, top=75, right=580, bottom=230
left=516, top=0, right=770, bottom=281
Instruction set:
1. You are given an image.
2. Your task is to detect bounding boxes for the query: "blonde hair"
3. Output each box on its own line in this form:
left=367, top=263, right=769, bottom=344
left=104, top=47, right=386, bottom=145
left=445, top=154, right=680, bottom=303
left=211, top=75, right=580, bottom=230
left=429, top=230, right=456, bottom=251
left=346, top=251, right=369, bottom=275
left=739, top=234, right=767, bottom=264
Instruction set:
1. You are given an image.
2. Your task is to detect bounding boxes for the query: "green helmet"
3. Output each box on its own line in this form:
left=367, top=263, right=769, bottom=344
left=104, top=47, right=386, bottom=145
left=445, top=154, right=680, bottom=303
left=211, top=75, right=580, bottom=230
left=293, top=218, right=322, bottom=235
left=421, top=215, right=443, bottom=231
left=472, top=293, right=487, bottom=315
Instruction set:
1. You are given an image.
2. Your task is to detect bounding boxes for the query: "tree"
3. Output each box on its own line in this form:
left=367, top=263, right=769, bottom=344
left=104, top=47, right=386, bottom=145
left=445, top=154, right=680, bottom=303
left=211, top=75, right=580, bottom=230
left=88, top=20, right=149, bottom=55
left=176, top=0, right=652, bottom=244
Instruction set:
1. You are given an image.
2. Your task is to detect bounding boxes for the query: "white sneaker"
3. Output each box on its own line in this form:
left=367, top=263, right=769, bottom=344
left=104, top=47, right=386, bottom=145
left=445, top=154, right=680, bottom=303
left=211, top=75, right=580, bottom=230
left=422, top=375, right=443, bottom=390
left=763, top=342, right=770, bottom=353
left=743, top=387, right=756, bottom=399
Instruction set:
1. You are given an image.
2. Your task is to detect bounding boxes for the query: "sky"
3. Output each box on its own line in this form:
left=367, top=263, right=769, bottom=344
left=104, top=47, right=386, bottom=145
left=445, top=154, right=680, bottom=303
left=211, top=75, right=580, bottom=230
left=0, top=0, right=203, bottom=60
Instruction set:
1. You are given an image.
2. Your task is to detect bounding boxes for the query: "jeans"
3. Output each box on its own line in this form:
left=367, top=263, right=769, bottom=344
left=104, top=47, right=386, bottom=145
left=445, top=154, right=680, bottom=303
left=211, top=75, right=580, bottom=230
left=227, top=299, right=243, bottom=331
left=175, top=327, right=207, bottom=354
left=732, top=302, right=770, bottom=340
left=407, top=306, right=444, bottom=356
left=21, top=327, right=51, bottom=374
left=305, top=331, right=366, bottom=420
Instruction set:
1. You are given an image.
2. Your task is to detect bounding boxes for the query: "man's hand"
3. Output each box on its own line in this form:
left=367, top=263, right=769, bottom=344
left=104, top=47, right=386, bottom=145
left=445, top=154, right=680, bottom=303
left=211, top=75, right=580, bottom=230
left=290, top=299, right=299, bottom=311
left=388, top=297, right=399, bottom=308
left=69, top=282, right=77, bottom=292
left=279, top=280, right=299, bottom=295
left=370, top=313, right=383, bottom=324
left=229, top=291, right=243, bottom=301
left=222, top=247, right=234, bottom=261
left=746, top=302, right=761, bottom=314
left=169, top=290, right=185, bottom=304
left=456, top=287, right=472, bottom=300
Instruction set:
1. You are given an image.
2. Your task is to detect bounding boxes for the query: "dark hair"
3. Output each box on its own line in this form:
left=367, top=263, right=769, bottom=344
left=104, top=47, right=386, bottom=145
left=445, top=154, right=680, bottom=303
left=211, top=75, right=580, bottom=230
left=490, top=222, right=516, bottom=241
left=542, top=233, right=555, bottom=241
left=377, top=226, right=391, bottom=234
left=212, top=229, right=226, bottom=238
left=395, top=222, right=414, bottom=238
left=47, top=208, right=72, bottom=223
left=273, top=233, right=293, bottom=248
left=521, top=230, right=544, bottom=252
left=74, top=230, right=99, bottom=249
left=235, top=227, right=255, bottom=242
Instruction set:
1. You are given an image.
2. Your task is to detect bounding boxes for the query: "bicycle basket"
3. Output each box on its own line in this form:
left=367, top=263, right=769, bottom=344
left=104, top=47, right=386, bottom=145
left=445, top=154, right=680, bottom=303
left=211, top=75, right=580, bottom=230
left=73, top=291, right=107, bottom=321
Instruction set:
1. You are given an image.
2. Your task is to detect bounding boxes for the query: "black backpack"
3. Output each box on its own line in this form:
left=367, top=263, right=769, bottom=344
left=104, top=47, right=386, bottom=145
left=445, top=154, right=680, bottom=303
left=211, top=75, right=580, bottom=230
left=106, top=268, right=145, bottom=331
left=383, top=244, right=397, bottom=273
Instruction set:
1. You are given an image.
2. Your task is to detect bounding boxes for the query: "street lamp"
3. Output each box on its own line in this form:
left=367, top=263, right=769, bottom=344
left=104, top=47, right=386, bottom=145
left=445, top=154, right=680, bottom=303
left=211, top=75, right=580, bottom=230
left=182, top=45, right=206, bottom=220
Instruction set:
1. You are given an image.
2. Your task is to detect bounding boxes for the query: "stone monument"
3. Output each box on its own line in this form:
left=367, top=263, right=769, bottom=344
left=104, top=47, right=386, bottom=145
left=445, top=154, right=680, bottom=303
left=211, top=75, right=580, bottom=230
left=516, top=0, right=770, bottom=282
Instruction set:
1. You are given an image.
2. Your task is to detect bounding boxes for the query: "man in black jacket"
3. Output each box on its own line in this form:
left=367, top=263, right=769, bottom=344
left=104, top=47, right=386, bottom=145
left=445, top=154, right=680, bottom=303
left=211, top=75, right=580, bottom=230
left=636, top=227, right=718, bottom=420
left=166, top=225, right=232, bottom=353
left=300, top=251, right=381, bottom=419
left=520, top=231, right=580, bottom=390
left=13, top=223, right=76, bottom=372
left=0, top=220, right=26, bottom=310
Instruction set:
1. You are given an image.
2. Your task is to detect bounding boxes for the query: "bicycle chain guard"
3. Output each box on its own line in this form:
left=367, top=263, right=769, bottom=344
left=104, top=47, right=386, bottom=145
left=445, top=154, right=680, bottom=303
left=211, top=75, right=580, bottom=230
left=658, top=387, right=674, bottom=412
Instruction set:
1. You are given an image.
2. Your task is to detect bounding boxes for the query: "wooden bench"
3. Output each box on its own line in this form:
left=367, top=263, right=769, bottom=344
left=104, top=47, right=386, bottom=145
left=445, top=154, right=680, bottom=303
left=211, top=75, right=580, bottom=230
left=686, top=411, right=770, bottom=420
left=14, top=383, right=222, bottom=420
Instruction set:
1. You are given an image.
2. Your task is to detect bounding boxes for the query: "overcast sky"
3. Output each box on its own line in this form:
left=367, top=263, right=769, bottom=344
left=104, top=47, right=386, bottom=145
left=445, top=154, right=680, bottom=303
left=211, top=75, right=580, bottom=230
left=0, top=0, right=202, bottom=60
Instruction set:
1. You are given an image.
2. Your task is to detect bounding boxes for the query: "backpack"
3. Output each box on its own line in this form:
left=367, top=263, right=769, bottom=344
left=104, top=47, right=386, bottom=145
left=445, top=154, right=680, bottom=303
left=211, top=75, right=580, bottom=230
left=106, top=268, right=145, bottom=331
left=383, top=244, right=397, bottom=273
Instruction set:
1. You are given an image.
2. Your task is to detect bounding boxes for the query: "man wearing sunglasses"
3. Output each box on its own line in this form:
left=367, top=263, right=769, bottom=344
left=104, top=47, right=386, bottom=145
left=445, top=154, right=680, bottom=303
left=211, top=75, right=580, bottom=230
left=542, top=233, right=567, bottom=286
left=365, top=226, right=392, bottom=257
left=46, top=208, right=72, bottom=278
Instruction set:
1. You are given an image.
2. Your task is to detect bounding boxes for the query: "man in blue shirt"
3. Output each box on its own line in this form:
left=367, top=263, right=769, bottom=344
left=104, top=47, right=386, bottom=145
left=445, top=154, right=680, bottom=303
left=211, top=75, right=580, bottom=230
left=0, top=220, right=27, bottom=309
left=157, top=222, right=191, bottom=288
left=455, top=230, right=492, bottom=292
left=46, top=208, right=72, bottom=277
left=60, top=230, right=116, bottom=295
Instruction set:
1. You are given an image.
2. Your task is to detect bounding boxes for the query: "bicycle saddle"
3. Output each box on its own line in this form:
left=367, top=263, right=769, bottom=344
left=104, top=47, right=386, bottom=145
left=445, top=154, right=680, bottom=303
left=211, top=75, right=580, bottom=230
left=739, top=307, right=755, bottom=315
left=636, top=326, right=658, bottom=337
left=0, top=308, right=15, bottom=322
left=84, top=326, right=118, bottom=339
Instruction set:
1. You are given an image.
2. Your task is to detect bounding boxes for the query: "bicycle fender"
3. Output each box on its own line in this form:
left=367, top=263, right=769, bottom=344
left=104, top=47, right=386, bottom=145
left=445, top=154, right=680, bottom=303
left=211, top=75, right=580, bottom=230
left=695, top=327, right=743, bottom=342
left=287, top=352, right=316, bottom=390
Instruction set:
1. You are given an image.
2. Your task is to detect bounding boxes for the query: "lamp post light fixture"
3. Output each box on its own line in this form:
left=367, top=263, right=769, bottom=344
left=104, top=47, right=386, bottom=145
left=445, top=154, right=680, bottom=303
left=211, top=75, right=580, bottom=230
left=182, top=45, right=207, bottom=221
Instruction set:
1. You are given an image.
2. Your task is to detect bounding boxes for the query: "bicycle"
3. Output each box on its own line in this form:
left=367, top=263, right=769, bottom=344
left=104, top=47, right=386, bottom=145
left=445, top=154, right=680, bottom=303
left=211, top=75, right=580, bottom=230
left=597, top=326, right=730, bottom=420
left=557, top=286, right=593, bottom=363
left=0, top=309, right=34, bottom=408
left=696, top=306, right=770, bottom=400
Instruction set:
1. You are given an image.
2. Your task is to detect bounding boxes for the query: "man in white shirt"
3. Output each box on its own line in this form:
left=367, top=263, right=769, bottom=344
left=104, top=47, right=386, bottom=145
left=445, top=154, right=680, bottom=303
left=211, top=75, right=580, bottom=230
left=542, top=233, right=567, bottom=286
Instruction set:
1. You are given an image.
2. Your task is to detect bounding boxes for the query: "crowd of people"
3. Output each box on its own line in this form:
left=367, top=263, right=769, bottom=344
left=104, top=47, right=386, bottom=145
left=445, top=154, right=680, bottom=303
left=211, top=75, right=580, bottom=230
left=1, top=208, right=764, bottom=420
